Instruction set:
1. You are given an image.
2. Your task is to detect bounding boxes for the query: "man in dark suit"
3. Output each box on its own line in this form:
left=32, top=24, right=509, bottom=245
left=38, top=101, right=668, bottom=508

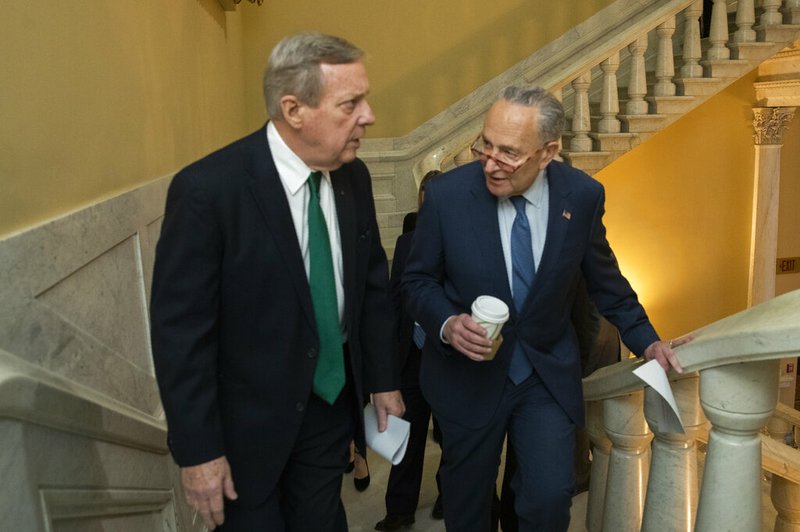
left=150, top=32, right=403, bottom=531
left=402, top=86, right=682, bottom=531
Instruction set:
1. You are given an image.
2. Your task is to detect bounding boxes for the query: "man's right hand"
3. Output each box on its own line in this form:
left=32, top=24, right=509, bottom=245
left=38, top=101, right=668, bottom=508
left=443, top=313, right=493, bottom=361
left=181, top=456, right=238, bottom=530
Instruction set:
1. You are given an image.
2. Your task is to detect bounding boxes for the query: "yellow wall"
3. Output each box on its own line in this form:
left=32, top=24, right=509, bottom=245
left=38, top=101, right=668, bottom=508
left=777, top=114, right=800, bottom=297
left=0, top=0, right=248, bottom=238
left=597, top=72, right=763, bottom=339
left=239, top=0, right=616, bottom=138
left=0, top=0, right=616, bottom=237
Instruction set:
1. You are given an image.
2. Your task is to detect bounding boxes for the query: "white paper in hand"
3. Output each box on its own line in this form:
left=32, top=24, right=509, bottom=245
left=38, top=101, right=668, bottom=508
left=363, top=404, right=411, bottom=465
left=633, top=359, right=685, bottom=434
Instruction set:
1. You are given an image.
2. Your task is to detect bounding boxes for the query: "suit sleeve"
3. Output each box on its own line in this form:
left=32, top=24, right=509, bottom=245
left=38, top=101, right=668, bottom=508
left=150, top=170, right=225, bottom=467
left=580, top=187, right=659, bottom=357
left=400, top=182, right=461, bottom=351
left=355, top=168, right=399, bottom=394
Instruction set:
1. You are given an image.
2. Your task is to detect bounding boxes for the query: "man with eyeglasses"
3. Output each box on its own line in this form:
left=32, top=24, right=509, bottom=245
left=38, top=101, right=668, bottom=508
left=401, top=86, right=683, bottom=531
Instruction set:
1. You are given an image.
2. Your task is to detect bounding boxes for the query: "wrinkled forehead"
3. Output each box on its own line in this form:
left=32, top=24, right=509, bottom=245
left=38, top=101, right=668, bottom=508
left=482, top=100, right=541, bottom=150
left=319, top=61, right=370, bottom=98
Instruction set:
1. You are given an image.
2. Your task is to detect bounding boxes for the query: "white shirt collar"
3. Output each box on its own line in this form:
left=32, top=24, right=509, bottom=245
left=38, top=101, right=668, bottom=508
left=266, top=121, right=327, bottom=194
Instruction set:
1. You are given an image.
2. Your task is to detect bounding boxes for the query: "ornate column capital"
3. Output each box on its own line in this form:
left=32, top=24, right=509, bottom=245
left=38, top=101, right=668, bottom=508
left=752, top=107, right=796, bottom=145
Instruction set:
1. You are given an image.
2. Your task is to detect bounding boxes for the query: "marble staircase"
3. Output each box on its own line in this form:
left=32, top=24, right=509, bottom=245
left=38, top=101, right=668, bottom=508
left=361, top=0, right=800, bottom=255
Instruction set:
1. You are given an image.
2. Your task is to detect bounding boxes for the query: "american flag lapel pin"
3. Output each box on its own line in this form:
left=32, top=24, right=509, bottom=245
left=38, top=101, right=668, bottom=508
left=562, top=209, right=572, bottom=220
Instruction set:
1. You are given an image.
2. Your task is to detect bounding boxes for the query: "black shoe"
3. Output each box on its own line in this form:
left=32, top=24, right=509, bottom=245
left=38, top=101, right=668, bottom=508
left=353, top=453, right=370, bottom=491
left=431, top=495, right=444, bottom=520
left=375, top=513, right=415, bottom=531
left=354, top=473, right=370, bottom=491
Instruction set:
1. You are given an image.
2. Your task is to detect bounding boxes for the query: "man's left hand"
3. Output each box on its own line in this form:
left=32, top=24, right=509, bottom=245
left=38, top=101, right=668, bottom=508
left=372, top=391, right=406, bottom=432
left=643, top=336, right=692, bottom=373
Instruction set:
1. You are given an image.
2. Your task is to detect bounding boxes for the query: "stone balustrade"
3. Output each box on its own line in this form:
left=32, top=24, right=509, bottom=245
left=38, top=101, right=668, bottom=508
left=582, top=289, right=800, bottom=531
left=408, top=0, right=800, bottom=180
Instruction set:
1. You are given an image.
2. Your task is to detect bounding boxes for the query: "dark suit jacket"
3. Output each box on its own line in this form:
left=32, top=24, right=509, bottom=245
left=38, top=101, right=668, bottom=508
left=401, top=160, right=658, bottom=430
left=150, top=125, right=396, bottom=505
left=390, top=229, right=418, bottom=378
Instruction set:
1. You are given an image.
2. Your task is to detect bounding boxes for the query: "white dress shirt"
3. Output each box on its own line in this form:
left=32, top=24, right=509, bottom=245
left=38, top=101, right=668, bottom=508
left=266, top=122, right=345, bottom=330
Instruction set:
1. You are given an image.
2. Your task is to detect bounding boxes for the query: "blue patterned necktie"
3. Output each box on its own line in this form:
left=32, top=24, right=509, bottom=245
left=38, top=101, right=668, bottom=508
left=412, top=323, right=426, bottom=349
left=509, top=195, right=535, bottom=384
left=307, top=171, right=345, bottom=404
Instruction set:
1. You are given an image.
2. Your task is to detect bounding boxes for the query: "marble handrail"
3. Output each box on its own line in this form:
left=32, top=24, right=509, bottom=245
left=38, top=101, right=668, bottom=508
left=583, top=288, right=800, bottom=402
left=0, top=348, right=167, bottom=454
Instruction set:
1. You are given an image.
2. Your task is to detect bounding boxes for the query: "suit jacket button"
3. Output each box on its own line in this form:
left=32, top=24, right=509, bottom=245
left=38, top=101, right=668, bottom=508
left=307, top=347, right=317, bottom=358
left=296, top=402, right=305, bottom=412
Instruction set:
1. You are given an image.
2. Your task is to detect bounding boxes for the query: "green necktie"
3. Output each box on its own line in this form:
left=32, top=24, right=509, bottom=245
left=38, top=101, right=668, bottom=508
left=307, top=171, right=345, bottom=404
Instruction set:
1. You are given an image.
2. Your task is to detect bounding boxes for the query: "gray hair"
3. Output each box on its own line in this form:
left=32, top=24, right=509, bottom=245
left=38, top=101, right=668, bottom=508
left=497, top=86, right=566, bottom=143
left=263, top=32, right=364, bottom=120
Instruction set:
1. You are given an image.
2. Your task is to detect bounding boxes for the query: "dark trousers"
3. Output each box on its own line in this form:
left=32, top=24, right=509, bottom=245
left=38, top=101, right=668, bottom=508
left=384, top=357, right=441, bottom=515
left=220, top=379, right=356, bottom=531
left=437, top=375, right=575, bottom=532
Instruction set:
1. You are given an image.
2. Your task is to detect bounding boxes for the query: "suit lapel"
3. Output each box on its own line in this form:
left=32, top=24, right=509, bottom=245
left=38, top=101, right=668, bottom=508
left=529, top=164, right=573, bottom=297
left=246, top=128, right=317, bottom=328
left=468, top=176, right=514, bottom=310
left=331, top=166, right=357, bottom=333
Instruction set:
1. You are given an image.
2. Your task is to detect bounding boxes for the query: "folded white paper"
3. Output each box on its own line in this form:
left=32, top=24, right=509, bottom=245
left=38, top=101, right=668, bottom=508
left=363, top=404, right=411, bottom=465
left=633, top=359, right=685, bottom=434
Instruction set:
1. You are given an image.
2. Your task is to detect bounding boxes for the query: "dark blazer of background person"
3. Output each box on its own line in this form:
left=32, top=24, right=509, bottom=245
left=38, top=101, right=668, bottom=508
left=391, top=224, right=416, bottom=377
left=401, top=159, right=658, bottom=431
left=150, top=125, right=397, bottom=505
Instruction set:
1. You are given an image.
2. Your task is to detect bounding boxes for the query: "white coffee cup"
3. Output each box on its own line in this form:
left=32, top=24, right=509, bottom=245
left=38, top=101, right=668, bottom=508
left=471, top=296, right=510, bottom=359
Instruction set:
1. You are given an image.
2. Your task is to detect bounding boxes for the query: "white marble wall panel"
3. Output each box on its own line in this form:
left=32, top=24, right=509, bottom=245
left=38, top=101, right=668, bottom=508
left=0, top=175, right=203, bottom=531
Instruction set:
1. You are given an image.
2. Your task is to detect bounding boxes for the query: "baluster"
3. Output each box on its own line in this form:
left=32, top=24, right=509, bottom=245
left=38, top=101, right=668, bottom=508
left=654, top=16, right=676, bottom=96
left=761, top=0, right=784, bottom=26
left=785, top=0, right=800, bottom=24
left=680, top=1, right=703, bottom=78
left=570, top=71, right=593, bottom=152
left=695, top=360, right=779, bottom=531
left=772, top=476, right=800, bottom=532
left=602, top=391, right=652, bottom=532
left=707, top=0, right=731, bottom=60
left=598, top=52, right=621, bottom=133
left=734, top=0, right=756, bottom=43
left=766, top=411, right=800, bottom=532
left=641, top=373, right=704, bottom=532
left=585, top=400, right=611, bottom=532
left=626, top=36, right=648, bottom=115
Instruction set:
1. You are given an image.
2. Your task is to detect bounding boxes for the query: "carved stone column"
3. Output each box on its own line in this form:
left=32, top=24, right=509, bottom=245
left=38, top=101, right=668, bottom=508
left=750, top=105, right=799, bottom=532
left=749, top=106, right=795, bottom=307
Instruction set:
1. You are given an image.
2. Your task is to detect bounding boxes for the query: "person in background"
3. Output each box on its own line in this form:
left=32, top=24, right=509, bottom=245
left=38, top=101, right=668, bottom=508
left=375, top=170, right=443, bottom=531
left=402, top=85, right=683, bottom=531
left=150, top=32, right=404, bottom=531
